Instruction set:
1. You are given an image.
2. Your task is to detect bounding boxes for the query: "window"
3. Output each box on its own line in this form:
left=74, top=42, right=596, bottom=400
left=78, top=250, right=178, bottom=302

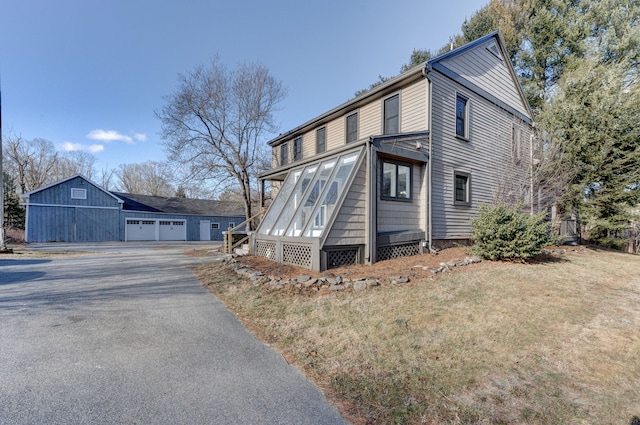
left=280, top=142, right=288, bottom=166
left=211, top=223, right=220, bottom=229
left=346, top=112, right=358, bottom=143
left=384, top=94, right=399, bottom=134
left=381, top=160, right=411, bottom=200
left=228, top=222, right=235, bottom=229
left=454, top=171, right=471, bottom=205
left=293, top=137, right=302, bottom=161
left=70, top=188, right=87, bottom=200
left=316, top=127, right=326, bottom=154
left=455, top=94, right=468, bottom=139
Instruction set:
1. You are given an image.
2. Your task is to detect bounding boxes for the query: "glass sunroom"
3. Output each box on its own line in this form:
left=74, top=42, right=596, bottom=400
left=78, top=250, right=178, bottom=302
left=255, top=146, right=365, bottom=271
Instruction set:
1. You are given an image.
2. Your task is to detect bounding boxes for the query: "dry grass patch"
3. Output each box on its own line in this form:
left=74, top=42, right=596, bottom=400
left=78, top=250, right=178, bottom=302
left=197, top=248, right=640, bottom=424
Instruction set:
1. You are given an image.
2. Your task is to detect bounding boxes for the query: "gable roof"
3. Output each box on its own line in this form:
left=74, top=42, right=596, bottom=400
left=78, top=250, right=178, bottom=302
left=429, top=30, right=533, bottom=122
left=21, top=173, right=124, bottom=204
left=111, top=192, right=245, bottom=217
left=268, top=31, right=532, bottom=147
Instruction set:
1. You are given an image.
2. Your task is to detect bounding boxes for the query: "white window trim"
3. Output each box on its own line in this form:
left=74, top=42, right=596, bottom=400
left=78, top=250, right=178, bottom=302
left=70, top=188, right=87, bottom=199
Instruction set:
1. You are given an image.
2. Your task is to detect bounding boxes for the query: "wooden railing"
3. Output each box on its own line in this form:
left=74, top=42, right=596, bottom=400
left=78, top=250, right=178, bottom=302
left=223, top=209, right=265, bottom=254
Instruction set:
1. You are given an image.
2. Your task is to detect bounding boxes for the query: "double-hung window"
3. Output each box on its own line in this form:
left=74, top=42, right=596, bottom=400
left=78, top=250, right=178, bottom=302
left=384, top=94, right=399, bottom=134
left=280, top=142, right=289, bottom=166
left=346, top=112, right=358, bottom=143
left=316, top=127, right=326, bottom=154
left=381, top=160, right=411, bottom=200
left=456, top=94, right=469, bottom=139
left=454, top=171, right=471, bottom=206
left=293, top=137, right=302, bottom=161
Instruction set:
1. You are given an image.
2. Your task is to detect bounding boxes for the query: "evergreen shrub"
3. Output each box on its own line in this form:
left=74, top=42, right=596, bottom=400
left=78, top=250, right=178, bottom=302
left=471, top=203, right=557, bottom=261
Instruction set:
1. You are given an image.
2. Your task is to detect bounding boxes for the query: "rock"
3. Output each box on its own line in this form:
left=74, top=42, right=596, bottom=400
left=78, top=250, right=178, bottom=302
left=353, top=281, right=368, bottom=291
left=302, top=278, right=317, bottom=288
left=364, top=279, right=380, bottom=287
left=391, top=277, right=410, bottom=285
left=297, top=275, right=311, bottom=282
left=329, top=284, right=345, bottom=291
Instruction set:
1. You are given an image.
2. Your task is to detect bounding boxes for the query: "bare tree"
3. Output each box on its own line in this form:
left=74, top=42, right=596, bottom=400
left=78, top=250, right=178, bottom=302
left=116, top=161, right=175, bottom=197
left=157, top=57, right=286, bottom=226
left=3, top=136, right=58, bottom=193
left=98, top=166, right=117, bottom=191
left=55, top=150, right=96, bottom=181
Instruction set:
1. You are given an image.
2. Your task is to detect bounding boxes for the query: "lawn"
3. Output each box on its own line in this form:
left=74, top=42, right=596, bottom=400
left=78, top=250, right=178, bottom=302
left=196, top=247, right=640, bottom=424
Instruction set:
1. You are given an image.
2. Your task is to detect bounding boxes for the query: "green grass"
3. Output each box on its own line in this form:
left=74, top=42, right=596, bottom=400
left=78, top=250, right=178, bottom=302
left=198, top=248, right=640, bottom=424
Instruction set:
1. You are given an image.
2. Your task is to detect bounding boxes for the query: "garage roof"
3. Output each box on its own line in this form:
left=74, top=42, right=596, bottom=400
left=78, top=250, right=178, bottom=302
left=112, top=192, right=245, bottom=216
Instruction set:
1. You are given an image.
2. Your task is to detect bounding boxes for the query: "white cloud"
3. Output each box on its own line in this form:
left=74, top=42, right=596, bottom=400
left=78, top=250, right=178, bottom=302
left=61, top=142, right=83, bottom=151
left=61, top=142, right=105, bottom=153
left=86, top=129, right=134, bottom=144
left=133, top=133, right=147, bottom=142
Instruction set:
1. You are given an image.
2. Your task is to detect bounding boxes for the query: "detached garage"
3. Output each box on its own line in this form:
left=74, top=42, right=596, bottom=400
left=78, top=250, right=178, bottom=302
left=23, top=174, right=245, bottom=243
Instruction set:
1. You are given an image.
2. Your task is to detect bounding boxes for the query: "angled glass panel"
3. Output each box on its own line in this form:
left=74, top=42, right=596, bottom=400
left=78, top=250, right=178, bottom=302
left=270, top=165, right=316, bottom=236
left=258, top=170, right=301, bottom=235
left=304, top=149, right=361, bottom=237
left=285, top=158, right=336, bottom=237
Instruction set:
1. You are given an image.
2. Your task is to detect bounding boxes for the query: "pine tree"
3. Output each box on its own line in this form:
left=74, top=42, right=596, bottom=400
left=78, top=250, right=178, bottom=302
left=3, top=172, right=25, bottom=229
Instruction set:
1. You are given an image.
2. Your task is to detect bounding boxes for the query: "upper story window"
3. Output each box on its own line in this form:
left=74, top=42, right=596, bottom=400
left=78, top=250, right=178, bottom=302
left=454, top=171, right=471, bottom=206
left=293, top=137, right=303, bottom=161
left=316, top=127, right=326, bottom=154
left=280, top=142, right=289, bottom=166
left=381, top=159, right=411, bottom=201
left=346, top=112, right=358, bottom=143
left=456, top=94, right=469, bottom=139
left=70, top=188, right=87, bottom=200
left=384, top=94, right=399, bottom=134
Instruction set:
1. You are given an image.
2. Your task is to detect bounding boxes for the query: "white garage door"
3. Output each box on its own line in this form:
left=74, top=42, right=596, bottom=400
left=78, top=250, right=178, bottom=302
left=126, top=219, right=187, bottom=241
left=126, top=219, right=156, bottom=241
left=159, top=220, right=186, bottom=241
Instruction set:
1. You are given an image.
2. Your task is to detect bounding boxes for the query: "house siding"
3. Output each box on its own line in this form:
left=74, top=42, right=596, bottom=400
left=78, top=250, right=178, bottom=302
left=324, top=160, right=367, bottom=246
left=377, top=161, right=425, bottom=233
left=439, top=39, right=530, bottom=118
left=400, top=79, right=428, bottom=132
left=429, top=70, right=532, bottom=240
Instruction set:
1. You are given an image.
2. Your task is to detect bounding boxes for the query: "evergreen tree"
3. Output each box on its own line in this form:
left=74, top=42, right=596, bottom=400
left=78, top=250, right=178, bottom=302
left=3, top=172, right=25, bottom=229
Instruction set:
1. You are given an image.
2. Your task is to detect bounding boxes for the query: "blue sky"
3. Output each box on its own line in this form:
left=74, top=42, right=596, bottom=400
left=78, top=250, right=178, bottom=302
left=1, top=0, right=487, bottom=173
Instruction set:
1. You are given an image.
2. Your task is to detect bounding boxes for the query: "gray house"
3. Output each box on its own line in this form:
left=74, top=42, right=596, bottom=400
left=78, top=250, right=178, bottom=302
left=255, top=32, right=534, bottom=271
left=22, top=174, right=245, bottom=243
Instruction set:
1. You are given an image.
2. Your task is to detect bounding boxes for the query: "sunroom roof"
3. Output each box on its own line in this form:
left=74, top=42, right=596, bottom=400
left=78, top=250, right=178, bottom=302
left=257, top=147, right=363, bottom=239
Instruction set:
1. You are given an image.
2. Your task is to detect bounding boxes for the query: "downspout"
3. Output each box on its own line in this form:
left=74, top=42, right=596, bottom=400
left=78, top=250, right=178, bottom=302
left=366, top=136, right=377, bottom=265
left=365, top=137, right=371, bottom=264
left=423, top=63, right=433, bottom=251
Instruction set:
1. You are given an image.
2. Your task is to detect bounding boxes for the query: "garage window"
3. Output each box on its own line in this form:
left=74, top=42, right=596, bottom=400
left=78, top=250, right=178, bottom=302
left=71, top=188, right=87, bottom=199
left=142, top=220, right=155, bottom=225
left=160, top=221, right=171, bottom=225
left=173, top=221, right=184, bottom=226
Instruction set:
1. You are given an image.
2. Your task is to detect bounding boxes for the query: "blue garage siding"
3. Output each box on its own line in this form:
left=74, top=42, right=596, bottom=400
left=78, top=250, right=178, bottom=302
left=28, top=176, right=121, bottom=208
left=26, top=206, right=120, bottom=242
left=119, top=212, right=245, bottom=241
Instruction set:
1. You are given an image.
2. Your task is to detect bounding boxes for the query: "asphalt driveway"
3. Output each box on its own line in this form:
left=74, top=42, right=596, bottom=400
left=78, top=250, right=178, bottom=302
left=0, top=243, right=347, bottom=425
